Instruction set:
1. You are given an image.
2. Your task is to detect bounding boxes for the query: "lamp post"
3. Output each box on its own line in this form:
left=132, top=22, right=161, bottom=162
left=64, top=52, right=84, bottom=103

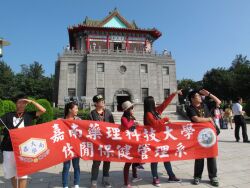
left=0, top=38, right=10, bottom=58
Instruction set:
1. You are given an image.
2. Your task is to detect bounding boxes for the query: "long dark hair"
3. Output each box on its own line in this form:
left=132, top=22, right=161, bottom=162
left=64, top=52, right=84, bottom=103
left=64, top=101, right=78, bottom=118
left=143, top=96, right=161, bottom=125
left=122, top=108, right=135, bottom=121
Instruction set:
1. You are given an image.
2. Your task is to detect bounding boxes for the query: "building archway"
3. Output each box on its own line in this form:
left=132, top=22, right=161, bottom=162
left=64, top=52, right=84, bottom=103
left=113, top=89, right=134, bottom=112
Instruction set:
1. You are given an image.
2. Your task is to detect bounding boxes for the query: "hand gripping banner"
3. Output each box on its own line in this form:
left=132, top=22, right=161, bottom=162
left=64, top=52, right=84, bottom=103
left=9, top=120, right=218, bottom=177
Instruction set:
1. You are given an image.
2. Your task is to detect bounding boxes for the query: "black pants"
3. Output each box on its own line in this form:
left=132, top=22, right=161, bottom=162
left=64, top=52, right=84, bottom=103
left=91, top=160, right=111, bottom=181
left=194, top=158, right=217, bottom=179
left=234, top=115, right=248, bottom=141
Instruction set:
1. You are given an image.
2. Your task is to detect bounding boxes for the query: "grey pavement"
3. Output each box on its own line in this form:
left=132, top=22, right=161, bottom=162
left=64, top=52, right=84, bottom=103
left=1, top=124, right=250, bottom=188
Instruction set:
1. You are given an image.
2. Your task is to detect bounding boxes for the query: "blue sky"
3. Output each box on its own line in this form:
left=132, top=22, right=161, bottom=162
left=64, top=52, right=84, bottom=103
left=1, top=0, right=250, bottom=81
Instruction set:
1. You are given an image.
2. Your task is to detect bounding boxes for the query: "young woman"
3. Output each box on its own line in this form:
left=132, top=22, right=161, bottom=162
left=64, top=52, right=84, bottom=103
left=62, top=101, right=81, bottom=188
left=121, top=101, right=142, bottom=188
left=143, top=90, right=182, bottom=187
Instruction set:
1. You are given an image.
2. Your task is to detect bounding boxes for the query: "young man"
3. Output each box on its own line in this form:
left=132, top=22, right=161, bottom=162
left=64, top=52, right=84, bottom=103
left=186, top=89, right=221, bottom=187
left=232, top=97, right=249, bottom=143
left=88, top=95, right=114, bottom=188
left=0, top=94, right=46, bottom=188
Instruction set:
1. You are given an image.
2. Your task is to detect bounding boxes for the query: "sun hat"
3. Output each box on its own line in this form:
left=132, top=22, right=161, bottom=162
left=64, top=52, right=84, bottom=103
left=122, top=101, right=134, bottom=111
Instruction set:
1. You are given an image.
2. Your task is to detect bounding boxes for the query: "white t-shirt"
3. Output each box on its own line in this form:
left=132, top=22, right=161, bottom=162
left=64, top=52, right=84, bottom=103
left=232, top=103, right=242, bottom=116
left=13, top=117, right=25, bottom=128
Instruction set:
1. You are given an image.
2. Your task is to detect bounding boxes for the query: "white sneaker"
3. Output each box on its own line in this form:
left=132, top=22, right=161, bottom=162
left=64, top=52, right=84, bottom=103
left=132, top=177, right=142, bottom=183
left=75, top=185, right=80, bottom=188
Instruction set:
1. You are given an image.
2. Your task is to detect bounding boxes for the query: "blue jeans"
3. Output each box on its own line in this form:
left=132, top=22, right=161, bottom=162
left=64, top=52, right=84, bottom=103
left=62, top=158, right=80, bottom=187
left=151, top=162, right=175, bottom=179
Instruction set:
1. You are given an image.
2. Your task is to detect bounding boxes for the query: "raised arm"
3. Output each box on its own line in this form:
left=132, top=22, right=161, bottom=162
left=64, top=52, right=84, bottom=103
left=199, top=89, right=221, bottom=107
left=21, top=99, right=46, bottom=117
left=156, top=89, right=182, bottom=115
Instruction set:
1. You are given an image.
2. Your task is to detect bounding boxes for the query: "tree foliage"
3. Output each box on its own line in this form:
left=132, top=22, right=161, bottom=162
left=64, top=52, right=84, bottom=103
left=0, top=61, right=15, bottom=99
left=245, top=100, right=250, bottom=117
left=177, top=79, right=202, bottom=104
left=0, top=61, right=54, bottom=102
left=178, top=54, right=250, bottom=104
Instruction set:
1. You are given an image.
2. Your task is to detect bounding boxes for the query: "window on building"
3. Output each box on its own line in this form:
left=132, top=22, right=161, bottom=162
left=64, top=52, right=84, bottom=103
left=163, top=66, right=169, bottom=75
left=97, top=88, right=105, bottom=98
left=141, top=88, right=148, bottom=102
left=68, top=64, right=76, bottom=73
left=140, top=64, right=148, bottom=73
left=164, top=89, right=170, bottom=99
left=97, top=63, right=104, bottom=72
left=68, top=88, right=76, bottom=97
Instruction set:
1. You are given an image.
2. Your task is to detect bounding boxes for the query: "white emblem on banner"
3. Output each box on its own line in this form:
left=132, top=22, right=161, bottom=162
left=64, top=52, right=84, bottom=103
left=198, top=128, right=216, bottom=148
left=19, top=138, right=49, bottom=163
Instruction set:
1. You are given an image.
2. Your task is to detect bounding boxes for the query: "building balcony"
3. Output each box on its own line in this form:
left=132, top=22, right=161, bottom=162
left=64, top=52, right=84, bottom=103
left=61, top=48, right=172, bottom=58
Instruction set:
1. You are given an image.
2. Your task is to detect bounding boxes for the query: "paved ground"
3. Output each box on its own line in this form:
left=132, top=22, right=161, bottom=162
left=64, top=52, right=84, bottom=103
left=1, top=124, right=250, bottom=188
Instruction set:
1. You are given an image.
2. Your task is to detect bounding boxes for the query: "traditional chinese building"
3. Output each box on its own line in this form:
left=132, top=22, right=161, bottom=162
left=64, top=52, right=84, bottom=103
left=55, top=9, right=177, bottom=112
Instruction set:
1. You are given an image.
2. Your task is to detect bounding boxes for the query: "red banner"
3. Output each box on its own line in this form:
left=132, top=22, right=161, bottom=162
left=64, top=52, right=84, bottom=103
left=9, top=120, right=218, bottom=177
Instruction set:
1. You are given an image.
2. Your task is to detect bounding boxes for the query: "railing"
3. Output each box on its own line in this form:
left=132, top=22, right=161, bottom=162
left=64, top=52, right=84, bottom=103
left=61, top=48, right=172, bottom=58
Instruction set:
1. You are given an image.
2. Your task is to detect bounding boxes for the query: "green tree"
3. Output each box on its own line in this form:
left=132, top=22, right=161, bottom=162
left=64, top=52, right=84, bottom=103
left=245, top=100, right=250, bottom=117
left=15, top=62, right=54, bottom=102
left=202, top=68, right=234, bottom=100
left=0, top=61, right=15, bottom=99
left=177, top=79, right=202, bottom=104
left=229, top=55, right=250, bottom=100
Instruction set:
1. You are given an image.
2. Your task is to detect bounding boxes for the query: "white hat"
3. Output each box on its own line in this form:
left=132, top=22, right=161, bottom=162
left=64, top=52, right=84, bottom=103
left=122, top=101, right=134, bottom=111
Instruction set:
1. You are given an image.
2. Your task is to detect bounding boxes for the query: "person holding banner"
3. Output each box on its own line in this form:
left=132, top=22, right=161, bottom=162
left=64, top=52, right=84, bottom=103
left=186, top=89, right=221, bottom=187
left=88, top=94, right=114, bottom=188
left=143, top=90, right=182, bottom=187
left=0, top=94, right=46, bottom=188
left=121, top=101, right=143, bottom=188
left=62, top=101, right=81, bottom=188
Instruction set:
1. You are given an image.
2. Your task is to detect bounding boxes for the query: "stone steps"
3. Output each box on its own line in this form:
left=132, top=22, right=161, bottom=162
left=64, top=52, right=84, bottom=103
left=112, top=111, right=188, bottom=124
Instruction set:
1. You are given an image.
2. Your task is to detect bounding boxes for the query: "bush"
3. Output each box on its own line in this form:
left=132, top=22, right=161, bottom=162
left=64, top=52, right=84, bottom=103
left=36, top=99, right=53, bottom=124
left=52, top=107, right=64, bottom=119
left=0, top=99, right=4, bottom=117
left=78, top=109, right=90, bottom=120
left=245, top=100, right=250, bottom=117
left=2, top=100, right=16, bottom=113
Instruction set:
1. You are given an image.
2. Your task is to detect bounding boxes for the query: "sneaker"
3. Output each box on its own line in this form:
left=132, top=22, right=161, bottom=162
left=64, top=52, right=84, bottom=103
left=102, top=177, right=112, bottom=188
left=136, top=165, right=145, bottom=170
left=91, top=181, right=97, bottom=188
left=168, top=176, right=181, bottom=183
left=74, top=185, right=79, bottom=188
left=210, top=177, right=219, bottom=187
left=152, top=178, right=161, bottom=187
left=193, top=177, right=200, bottom=185
left=132, top=177, right=142, bottom=183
